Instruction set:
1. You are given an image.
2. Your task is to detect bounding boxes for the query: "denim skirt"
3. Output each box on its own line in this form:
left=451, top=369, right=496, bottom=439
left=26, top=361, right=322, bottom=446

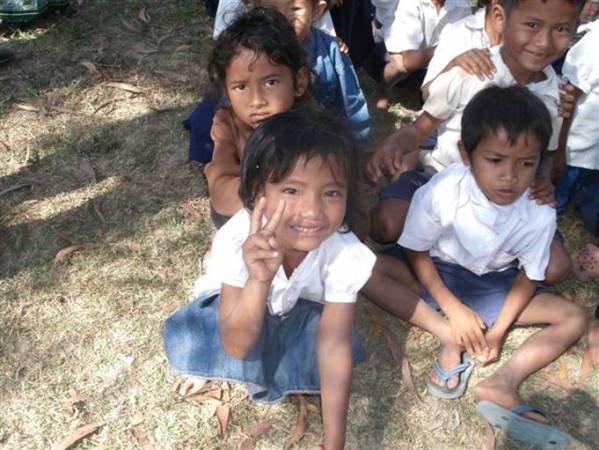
left=163, top=294, right=367, bottom=403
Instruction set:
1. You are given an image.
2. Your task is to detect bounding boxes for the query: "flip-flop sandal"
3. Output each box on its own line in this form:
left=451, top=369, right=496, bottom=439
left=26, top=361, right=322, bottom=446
left=476, top=400, right=571, bottom=449
left=426, top=352, right=474, bottom=400
left=573, top=244, right=599, bottom=280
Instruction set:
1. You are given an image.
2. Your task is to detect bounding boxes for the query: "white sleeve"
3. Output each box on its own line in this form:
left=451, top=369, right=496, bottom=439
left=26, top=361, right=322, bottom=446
left=398, top=180, right=444, bottom=251
left=423, top=67, right=473, bottom=120
left=385, top=0, right=424, bottom=53
left=323, top=233, right=376, bottom=303
left=314, top=11, right=336, bottom=36
left=208, top=214, right=250, bottom=288
left=213, top=0, right=246, bottom=39
left=423, top=23, right=461, bottom=86
left=517, top=210, right=557, bottom=281
left=562, top=28, right=599, bottom=94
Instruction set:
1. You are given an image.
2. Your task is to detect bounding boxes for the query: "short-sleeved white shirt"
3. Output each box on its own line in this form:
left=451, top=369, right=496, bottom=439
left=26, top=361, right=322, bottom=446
left=213, top=0, right=336, bottom=39
left=384, top=0, right=472, bottom=54
left=192, top=209, right=376, bottom=316
left=421, top=45, right=561, bottom=172
left=398, top=163, right=556, bottom=281
left=562, top=20, right=599, bottom=170
left=422, top=8, right=490, bottom=87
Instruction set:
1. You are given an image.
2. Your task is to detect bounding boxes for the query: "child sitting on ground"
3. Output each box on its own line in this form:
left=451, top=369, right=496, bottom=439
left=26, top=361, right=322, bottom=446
left=373, top=85, right=586, bottom=448
left=164, top=108, right=376, bottom=450
left=376, top=0, right=472, bottom=110
left=202, top=8, right=311, bottom=227
left=367, top=0, right=585, bottom=284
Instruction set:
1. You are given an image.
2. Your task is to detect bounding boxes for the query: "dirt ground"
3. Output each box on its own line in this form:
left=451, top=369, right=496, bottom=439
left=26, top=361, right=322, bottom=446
left=0, top=1, right=597, bottom=449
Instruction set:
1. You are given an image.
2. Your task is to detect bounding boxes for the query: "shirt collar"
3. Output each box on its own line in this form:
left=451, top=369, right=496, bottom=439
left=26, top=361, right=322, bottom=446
left=465, top=8, right=486, bottom=30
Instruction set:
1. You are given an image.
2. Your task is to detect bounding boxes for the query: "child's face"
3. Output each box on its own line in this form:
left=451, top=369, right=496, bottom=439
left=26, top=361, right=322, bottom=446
left=263, top=0, right=325, bottom=42
left=500, top=0, right=579, bottom=81
left=225, top=48, right=307, bottom=129
left=261, top=155, right=347, bottom=258
left=460, top=129, right=542, bottom=205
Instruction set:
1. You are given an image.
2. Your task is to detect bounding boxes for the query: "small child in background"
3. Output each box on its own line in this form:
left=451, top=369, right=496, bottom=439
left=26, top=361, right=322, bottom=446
left=202, top=8, right=311, bottom=227
left=373, top=86, right=585, bottom=448
left=376, top=0, right=472, bottom=110
left=164, top=109, right=376, bottom=450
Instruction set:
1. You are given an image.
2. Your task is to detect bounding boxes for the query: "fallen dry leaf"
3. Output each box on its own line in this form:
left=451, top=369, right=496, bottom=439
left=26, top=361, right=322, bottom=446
left=15, top=102, right=41, bottom=112
left=80, top=61, right=99, bottom=76
left=156, top=33, right=173, bottom=45
left=0, top=183, right=31, bottom=198
left=0, top=139, right=11, bottom=151
left=589, top=318, right=599, bottom=365
left=121, top=17, right=141, bottom=33
left=558, top=356, right=569, bottom=382
left=161, top=301, right=181, bottom=315
left=401, top=356, right=421, bottom=401
left=369, top=308, right=385, bottom=337
left=52, top=422, right=103, bottom=450
left=131, top=43, right=158, bottom=55
left=174, top=44, right=192, bottom=53
left=138, top=7, right=150, bottom=24
left=578, top=347, right=593, bottom=385
left=240, top=419, right=276, bottom=450
left=285, top=395, right=307, bottom=449
left=130, top=425, right=155, bottom=450
left=305, top=400, right=319, bottom=414
left=103, top=81, right=145, bottom=94
left=216, top=403, right=230, bottom=439
left=54, top=244, right=92, bottom=264
left=179, top=201, right=201, bottom=221
left=540, top=372, right=576, bottom=392
left=483, top=422, right=496, bottom=450
left=153, top=70, right=188, bottom=83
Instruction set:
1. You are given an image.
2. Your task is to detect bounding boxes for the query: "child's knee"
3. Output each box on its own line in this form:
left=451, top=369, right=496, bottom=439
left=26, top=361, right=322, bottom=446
left=369, top=201, right=406, bottom=243
left=544, top=241, right=572, bottom=285
left=560, top=301, right=587, bottom=339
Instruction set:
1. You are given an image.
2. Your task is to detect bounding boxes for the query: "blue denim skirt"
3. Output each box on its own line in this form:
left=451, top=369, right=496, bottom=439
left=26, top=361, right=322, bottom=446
left=163, top=294, right=367, bottom=403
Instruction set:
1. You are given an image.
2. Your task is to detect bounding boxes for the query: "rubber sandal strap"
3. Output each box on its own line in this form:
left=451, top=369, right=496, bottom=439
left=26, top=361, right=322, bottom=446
left=432, top=360, right=473, bottom=382
left=511, top=404, right=546, bottom=418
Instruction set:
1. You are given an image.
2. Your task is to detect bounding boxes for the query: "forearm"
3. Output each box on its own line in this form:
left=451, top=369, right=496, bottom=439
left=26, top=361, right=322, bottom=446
left=219, top=279, right=270, bottom=358
left=491, top=271, right=536, bottom=333
left=207, top=175, right=243, bottom=216
left=318, top=304, right=353, bottom=450
left=399, top=48, right=435, bottom=72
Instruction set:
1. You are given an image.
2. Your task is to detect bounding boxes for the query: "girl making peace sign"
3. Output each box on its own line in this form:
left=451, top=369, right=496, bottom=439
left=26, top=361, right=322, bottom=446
left=164, top=108, right=375, bottom=449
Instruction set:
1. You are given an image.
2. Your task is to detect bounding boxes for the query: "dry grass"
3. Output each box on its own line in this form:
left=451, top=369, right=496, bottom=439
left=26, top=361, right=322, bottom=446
left=0, top=1, right=597, bottom=449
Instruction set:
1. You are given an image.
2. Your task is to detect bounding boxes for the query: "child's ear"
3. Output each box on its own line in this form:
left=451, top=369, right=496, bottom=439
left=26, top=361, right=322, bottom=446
left=312, top=1, right=328, bottom=23
left=295, top=66, right=310, bottom=97
left=458, top=141, right=471, bottom=166
left=490, top=3, right=506, bottom=38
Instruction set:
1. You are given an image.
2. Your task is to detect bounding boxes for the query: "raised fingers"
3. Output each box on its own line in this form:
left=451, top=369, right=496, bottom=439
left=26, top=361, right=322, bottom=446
left=250, top=196, right=267, bottom=235
left=263, top=198, right=286, bottom=234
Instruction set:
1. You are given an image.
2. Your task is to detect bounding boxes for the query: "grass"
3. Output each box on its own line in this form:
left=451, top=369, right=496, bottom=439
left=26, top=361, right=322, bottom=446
left=0, top=1, right=597, bottom=449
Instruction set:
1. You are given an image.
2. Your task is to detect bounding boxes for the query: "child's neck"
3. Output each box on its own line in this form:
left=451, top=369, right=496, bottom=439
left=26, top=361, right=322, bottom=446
left=500, top=47, right=546, bottom=85
left=282, top=250, right=308, bottom=278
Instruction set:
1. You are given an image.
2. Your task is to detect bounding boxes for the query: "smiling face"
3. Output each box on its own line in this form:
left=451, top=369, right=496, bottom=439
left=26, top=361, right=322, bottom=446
left=460, top=129, right=542, bottom=205
left=261, top=155, right=347, bottom=263
left=499, top=0, right=579, bottom=83
left=225, top=48, right=307, bottom=128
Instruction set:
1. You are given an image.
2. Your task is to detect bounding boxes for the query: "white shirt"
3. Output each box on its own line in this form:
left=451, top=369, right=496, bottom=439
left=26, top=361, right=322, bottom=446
left=192, top=209, right=376, bottom=316
left=213, top=0, right=336, bottom=39
left=423, top=8, right=490, bottom=87
left=562, top=20, right=599, bottom=170
left=422, top=45, right=561, bottom=172
left=398, top=163, right=556, bottom=281
left=384, top=0, right=472, bottom=53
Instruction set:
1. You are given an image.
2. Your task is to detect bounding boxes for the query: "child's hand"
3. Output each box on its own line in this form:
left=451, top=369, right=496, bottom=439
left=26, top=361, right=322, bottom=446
left=558, top=82, right=577, bottom=118
left=336, top=37, right=349, bottom=54
left=476, top=326, right=506, bottom=365
left=529, top=178, right=556, bottom=207
left=446, top=303, right=488, bottom=357
left=366, top=136, right=410, bottom=183
left=243, top=197, right=285, bottom=283
left=450, top=48, right=495, bottom=81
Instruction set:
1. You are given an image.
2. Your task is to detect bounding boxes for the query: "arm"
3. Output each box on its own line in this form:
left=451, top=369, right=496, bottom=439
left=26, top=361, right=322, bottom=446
left=407, top=250, right=488, bottom=356
left=318, top=302, right=354, bottom=450
left=391, top=47, right=436, bottom=73
left=552, top=83, right=583, bottom=182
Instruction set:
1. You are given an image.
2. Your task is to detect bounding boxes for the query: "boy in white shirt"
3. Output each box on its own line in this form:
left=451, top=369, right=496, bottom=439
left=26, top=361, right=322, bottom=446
left=371, top=86, right=585, bottom=448
left=376, top=0, right=472, bottom=110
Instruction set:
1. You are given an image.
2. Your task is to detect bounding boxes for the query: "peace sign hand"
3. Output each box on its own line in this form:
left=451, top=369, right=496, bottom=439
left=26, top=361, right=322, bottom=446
left=242, top=197, right=286, bottom=283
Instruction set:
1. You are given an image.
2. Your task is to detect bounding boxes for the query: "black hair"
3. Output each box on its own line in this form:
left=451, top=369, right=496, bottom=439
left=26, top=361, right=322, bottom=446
left=207, top=7, right=309, bottom=94
left=500, top=0, right=585, bottom=15
left=461, top=85, right=552, bottom=155
left=240, top=107, right=363, bottom=233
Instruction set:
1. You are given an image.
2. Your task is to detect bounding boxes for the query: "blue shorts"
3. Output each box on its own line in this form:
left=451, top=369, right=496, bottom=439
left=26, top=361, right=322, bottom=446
left=163, top=295, right=366, bottom=403
left=380, top=166, right=436, bottom=202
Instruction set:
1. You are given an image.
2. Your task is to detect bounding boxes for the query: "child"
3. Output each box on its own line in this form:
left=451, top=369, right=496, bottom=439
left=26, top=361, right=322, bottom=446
left=367, top=0, right=584, bottom=283
left=376, top=0, right=473, bottom=110
left=370, top=86, right=585, bottom=448
left=202, top=8, right=311, bottom=227
left=263, top=0, right=371, bottom=139
left=164, top=108, right=376, bottom=450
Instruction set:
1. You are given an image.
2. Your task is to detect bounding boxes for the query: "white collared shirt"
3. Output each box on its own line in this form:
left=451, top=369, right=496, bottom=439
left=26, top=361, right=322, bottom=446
left=423, top=8, right=490, bottom=86
left=192, top=209, right=376, bottom=316
left=399, top=163, right=556, bottom=281
left=422, top=45, right=561, bottom=172
left=562, top=20, right=599, bottom=170
left=384, top=0, right=472, bottom=53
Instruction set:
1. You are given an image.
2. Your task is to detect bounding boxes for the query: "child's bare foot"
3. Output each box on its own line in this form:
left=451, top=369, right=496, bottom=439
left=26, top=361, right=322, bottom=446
left=375, top=92, right=390, bottom=111
left=172, top=375, right=210, bottom=397
left=474, top=374, right=548, bottom=423
left=429, top=343, right=462, bottom=389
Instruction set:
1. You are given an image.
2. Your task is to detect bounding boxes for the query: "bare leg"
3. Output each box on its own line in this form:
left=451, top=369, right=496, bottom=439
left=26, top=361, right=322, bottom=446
left=370, top=198, right=411, bottom=243
left=544, top=239, right=572, bottom=285
left=475, top=293, right=586, bottom=421
left=375, top=54, right=409, bottom=110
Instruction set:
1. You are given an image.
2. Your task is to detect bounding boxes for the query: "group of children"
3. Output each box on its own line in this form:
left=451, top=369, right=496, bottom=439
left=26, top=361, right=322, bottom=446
left=165, top=0, right=598, bottom=448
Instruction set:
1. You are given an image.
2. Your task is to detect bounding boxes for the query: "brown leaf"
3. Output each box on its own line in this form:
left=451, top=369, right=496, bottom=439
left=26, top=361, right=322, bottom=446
left=103, top=81, right=145, bottom=94
left=187, top=387, right=222, bottom=402
left=131, top=43, right=158, bottom=55
left=382, top=325, right=402, bottom=367
left=63, top=392, right=89, bottom=417
left=156, top=33, right=174, bottom=45
left=80, top=61, right=99, bottom=75
left=369, top=308, right=385, bottom=337
left=54, top=244, right=92, bottom=264
left=138, top=8, right=150, bottom=24
left=578, top=347, right=593, bottom=385
left=239, top=419, right=276, bottom=450
left=174, top=44, right=192, bottom=53
left=483, top=422, right=496, bottom=450
left=153, top=70, right=188, bottom=83
left=0, top=139, right=10, bottom=151
left=161, top=301, right=180, bottom=315
left=53, top=422, right=103, bottom=450
left=0, top=183, right=31, bottom=198
left=540, top=372, right=576, bottom=392
left=305, top=400, right=319, bottom=414
left=558, top=356, right=569, bottom=382
left=179, top=201, right=201, bottom=221
left=130, top=425, right=155, bottom=450
left=121, top=17, right=141, bottom=33
left=285, top=395, right=307, bottom=449
left=401, top=356, right=422, bottom=401
left=15, top=102, right=41, bottom=112
left=216, top=403, right=230, bottom=439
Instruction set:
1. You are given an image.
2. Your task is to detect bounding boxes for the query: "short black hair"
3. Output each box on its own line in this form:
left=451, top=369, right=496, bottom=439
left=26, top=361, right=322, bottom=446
left=461, top=85, right=552, bottom=155
left=501, top=0, right=585, bottom=15
left=240, top=107, right=363, bottom=233
left=207, top=7, right=308, bottom=90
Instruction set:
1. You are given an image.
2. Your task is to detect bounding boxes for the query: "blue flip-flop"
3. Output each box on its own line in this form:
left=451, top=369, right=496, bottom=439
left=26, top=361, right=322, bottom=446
left=426, top=352, right=474, bottom=399
left=476, top=400, right=571, bottom=449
